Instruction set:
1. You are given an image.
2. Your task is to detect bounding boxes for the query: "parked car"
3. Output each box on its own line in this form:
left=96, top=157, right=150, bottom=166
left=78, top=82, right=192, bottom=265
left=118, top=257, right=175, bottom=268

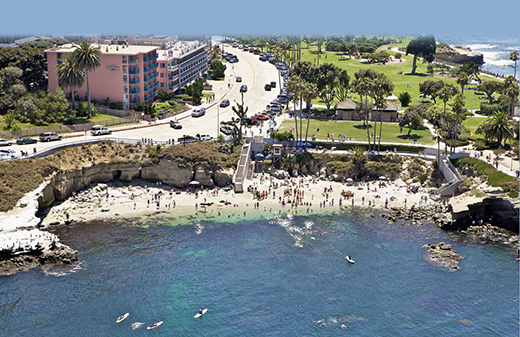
left=197, top=134, right=212, bottom=141
left=236, top=76, right=242, bottom=82
left=254, top=114, right=270, bottom=121
left=220, top=125, right=233, bottom=135
left=229, top=57, right=239, bottom=63
left=16, top=137, right=38, bottom=145
left=192, top=107, right=206, bottom=117
left=259, top=55, right=267, bottom=62
left=170, top=120, right=182, bottom=129
left=0, top=148, right=18, bottom=159
left=270, top=81, right=277, bottom=88
left=264, top=84, right=271, bottom=91
left=220, top=99, right=230, bottom=107
left=177, top=135, right=199, bottom=143
left=244, top=117, right=260, bottom=126
left=0, top=152, right=12, bottom=161
left=39, top=132, right=62, bottom=142
left=90, top=125, right=112, bottom=136
left=240, top=85, right=248, bottom=93
left=0, top=138, right=13, bottom=146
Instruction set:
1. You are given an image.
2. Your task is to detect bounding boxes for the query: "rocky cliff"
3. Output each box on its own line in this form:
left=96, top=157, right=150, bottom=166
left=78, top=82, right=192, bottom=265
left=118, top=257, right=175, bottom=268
left=435, top=44, right=484, bottom=66
left=37, top=159, right=234, bottom=209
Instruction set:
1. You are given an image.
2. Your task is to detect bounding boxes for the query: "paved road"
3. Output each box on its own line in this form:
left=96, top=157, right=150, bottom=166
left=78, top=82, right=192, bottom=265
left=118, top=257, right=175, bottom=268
left=5, top=45, right=281, bottom=156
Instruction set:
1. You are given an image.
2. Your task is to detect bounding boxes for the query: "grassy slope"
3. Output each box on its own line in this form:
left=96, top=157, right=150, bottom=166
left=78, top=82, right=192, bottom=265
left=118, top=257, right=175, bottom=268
left=0, top=113, right=120, bottom=131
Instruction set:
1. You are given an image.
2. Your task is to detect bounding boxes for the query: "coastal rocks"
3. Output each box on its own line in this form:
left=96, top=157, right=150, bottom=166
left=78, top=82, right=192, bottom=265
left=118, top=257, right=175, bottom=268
left=141, top=160, right=193, bottom=186
left=194, top=166, right=214, bottom=187
left=214, top=169, right=233, bottom=186
left=459, top=224, right=519, bottom=245
left=435, top=44, right=484, bottom=66
left=422, top=242, right=463, bottom=271
left=381, top=206, right=447, bottom=225
left=0, top=229, right=78, bottom=276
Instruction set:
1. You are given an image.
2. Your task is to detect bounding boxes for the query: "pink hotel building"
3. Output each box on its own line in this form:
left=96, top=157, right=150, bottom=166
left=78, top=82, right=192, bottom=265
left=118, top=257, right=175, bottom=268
left=46, top=40, right=209, bottom=110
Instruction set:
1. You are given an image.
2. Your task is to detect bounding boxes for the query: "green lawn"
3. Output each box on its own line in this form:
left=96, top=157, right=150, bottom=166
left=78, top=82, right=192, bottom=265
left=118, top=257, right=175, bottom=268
left=278, top=119, right=435, bottom=145
left=1, top=113, right=122, bottom=131
left=462, top=116, right=486, bottom=135
left=298, top=43, right=502, bottom=111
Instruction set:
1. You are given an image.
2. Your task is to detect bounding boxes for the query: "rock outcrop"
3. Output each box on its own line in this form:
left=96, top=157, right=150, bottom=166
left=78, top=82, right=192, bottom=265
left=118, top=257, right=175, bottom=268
left=422, top=242, right=463, bottom=271
left=435, top=44, right=484, bottom=66
left=0, top=229, right=78, bottom=276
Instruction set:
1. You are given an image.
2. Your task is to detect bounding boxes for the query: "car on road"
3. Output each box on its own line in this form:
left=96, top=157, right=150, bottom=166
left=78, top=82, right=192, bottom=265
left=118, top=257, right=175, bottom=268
left=39, top=132, right=62, bottom=142
left=239, top=85, right=248, bottom=93
left=90, top=125, right=112, bottom=136
left=259, top=55, right=267, bottom=61
left=197, top=134, right=212, bottom=141
left=0, top=152, right=12, bottom=161
left=220, top=99, right=230, bottom=107
left=254, top=114, right=270, bottom=121
left=0, top=149, right=18, bottom=159
left=236, top=76, right=242, bottom=82
left=220, top=125, right=233, bottom=135
left=192, top=107, right=206, bottom=117
left=270, top=81, right=277, bottom=88
left=170, top=120, right=182, bottom=129
left=228, top=57, right=239, bottom=63
left=264, top=84, right=271, bottom=91
left=177, top=135, right=199, bottom=144
left=0, top=138, right=13, bottom=146
left=244, top=117, right=260, bottom=126
left=16, top=137, right=38, bottom=145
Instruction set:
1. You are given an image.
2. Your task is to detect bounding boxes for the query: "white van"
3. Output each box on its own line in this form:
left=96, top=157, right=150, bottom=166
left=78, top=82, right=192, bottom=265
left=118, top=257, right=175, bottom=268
left=191, top=107, right=206, bottom=117
left=90, top=125, right=112, bottom=136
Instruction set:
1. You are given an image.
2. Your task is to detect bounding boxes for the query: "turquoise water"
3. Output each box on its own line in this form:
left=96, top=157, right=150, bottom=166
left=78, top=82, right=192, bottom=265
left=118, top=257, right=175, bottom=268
left=0, top=211, right=518, bottom=336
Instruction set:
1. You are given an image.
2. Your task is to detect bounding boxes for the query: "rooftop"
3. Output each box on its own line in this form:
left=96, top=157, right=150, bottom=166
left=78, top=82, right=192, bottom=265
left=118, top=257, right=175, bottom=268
left=157, top=40, right=206, bottom=61
left=45, top=43, right=159, bottom=55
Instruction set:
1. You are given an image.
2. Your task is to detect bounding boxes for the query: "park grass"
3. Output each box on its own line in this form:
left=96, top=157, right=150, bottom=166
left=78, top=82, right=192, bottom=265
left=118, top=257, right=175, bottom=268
left=299, top=44, right=502, bottom=111
left=0, top=113, right=120, bottom=131
left=462, top=116, right=486, bottom=135
left=278, top=119, right=435, bottom=145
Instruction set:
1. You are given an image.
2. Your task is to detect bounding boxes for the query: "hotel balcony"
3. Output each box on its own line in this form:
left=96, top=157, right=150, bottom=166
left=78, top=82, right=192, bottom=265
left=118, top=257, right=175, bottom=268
left=145, top=91, right=158, bottom=101
left=144, top=81, right=159, bottom=92
left=129, top=88, right=140, bottom=94
left=130, top=97, right=141, bottom=104
left=129, top=78, right=140, bottom=85
left=144, top=63, right=158, bottom=73
left=128, top=59, right=139, bottom=66
left=129, top=68, right=140, bottom=75
left=143, top=54, right=158, bottom=63
left=144, top=72, right=159, bottom=82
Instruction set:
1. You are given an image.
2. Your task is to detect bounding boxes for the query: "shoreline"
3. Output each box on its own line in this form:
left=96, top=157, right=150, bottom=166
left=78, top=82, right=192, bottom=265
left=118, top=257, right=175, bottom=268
left=39, top=175, right=439, bottom=228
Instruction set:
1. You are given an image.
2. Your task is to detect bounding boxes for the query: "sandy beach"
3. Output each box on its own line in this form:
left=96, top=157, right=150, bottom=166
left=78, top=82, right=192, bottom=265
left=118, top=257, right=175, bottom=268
left=40, top=174, right=440, bottom=227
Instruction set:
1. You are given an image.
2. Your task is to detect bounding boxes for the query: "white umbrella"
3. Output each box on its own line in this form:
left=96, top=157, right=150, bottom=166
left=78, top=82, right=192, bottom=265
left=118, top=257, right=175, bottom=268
left=189, top=181, right=200, bottom=185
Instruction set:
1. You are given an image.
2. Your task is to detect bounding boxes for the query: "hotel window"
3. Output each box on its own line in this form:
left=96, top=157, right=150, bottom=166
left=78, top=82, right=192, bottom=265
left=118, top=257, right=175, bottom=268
left=161, top=83, right=165, bottom=88
left=122, top=55, right=127, bottom=63
left=123, top=75, right=127, bottom=84
left=123, top=85, right=128, bottom=93
left=160, top=63, right=165, bottom=68
left=123, top=65, right=127, bottom=73
left=124, top=94, right=128, bottom=103
left=160, top=73, right=165, bottom=78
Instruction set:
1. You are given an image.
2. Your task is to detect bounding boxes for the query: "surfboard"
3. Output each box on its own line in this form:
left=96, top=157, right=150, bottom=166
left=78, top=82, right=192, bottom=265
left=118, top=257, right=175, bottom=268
left=345, top=256, right=355, bottom=264
left=146, top=321, right=163, bottom=330
left=194, top=308, right=208, bottom=318
left=116, top=312, right=129, bottom=323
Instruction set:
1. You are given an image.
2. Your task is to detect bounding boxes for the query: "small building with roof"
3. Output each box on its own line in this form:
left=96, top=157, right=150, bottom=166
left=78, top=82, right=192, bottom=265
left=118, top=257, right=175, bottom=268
left=336, top=100, right=400, bottom=122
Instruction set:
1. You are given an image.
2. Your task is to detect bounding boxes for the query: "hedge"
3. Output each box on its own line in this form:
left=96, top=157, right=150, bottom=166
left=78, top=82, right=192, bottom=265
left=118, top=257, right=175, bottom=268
left=309, top=141, right=426, bottom=153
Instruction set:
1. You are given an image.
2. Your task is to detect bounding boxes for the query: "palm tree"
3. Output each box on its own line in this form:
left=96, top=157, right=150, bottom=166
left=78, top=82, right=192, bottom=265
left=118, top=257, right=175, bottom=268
left=510, top=50, right=519, bottom=79
left=56, top=53, right=85, bottom=112
left=287, top=75, right=304, bottom=142
left=353, top=77, right=373, bottom=149
left=476, top=110, right=516, bottom=146
left=456, top=71, right=469, bottom=96
left=449, top=94, right=465, bottom=154
left=437, top=84, right=458, bottom=153
left=302, top=81, right=318, bottom=141
left=71, top=41, right=101, bottom=119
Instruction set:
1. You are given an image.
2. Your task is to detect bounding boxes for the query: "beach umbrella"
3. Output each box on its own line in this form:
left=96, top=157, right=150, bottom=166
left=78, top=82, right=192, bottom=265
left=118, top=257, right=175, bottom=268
left=346, top=178, right=354, bottom=182
left=255, top=153, right=264, bottom=158
left=268, top=121, right=276, bottom=125
left=296, top=141, right=304, bottom=147
left=304, top=142, right=312, bottom=147
left=379, top=176, right=387, bottom=180
left=189, top=181, right=200, bottom=185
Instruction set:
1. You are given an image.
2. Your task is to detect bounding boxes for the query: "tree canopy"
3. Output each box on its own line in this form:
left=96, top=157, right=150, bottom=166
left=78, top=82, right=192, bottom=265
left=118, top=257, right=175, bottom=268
left=406, top=35, right=436, bottom=75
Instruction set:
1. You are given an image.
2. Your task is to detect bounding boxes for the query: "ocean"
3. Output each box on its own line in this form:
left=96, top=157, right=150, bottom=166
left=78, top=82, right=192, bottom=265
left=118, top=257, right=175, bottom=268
left=0, top=211, right=517, bottom=336
left=438, top=35, right=520, bottom=78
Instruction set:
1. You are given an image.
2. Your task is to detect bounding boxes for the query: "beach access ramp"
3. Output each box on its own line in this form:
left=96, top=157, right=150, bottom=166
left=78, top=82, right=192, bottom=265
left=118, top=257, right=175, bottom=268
left=233, top=141, right=251, bottom=193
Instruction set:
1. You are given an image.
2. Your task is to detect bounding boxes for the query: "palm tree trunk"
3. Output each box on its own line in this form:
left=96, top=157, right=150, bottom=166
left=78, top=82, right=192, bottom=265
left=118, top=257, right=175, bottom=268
left=452, top=112, right=460, bottom=154
left=365, top=94, right=371, bottom=150
left=71, top=89, right=75, bottom=111
left=378, top=113, right=383, bottom=153
left=373, top=113, right=378, bottom=152
left=86, top=73, right=92, bottom=119
left=299, top=97, right=303, bottom=142
left=443, top=102, right=447, bottom=154
left=294, top=98, right=299, bottom=142
left=412, top=55, right=417, bottom=74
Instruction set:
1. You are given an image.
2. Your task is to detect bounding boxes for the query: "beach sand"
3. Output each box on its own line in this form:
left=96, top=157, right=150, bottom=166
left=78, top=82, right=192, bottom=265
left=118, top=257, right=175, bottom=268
left=40, top=174, right=439, bottom=227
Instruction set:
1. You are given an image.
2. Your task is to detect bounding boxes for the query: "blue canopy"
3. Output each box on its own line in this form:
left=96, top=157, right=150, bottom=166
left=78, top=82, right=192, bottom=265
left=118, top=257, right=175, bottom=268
left=255, top=153, right=265, bottom=158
